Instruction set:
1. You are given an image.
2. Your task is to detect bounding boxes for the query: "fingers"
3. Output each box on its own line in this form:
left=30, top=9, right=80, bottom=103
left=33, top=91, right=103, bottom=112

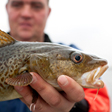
left=15, top=72, right=85, bottom=112
left=14, top=86, right=32, bottom=106
left=30, top=72, right=73, bottom=111
left=57, top=75, right=85, bottom=102
left=14, top=84, right=48, bottom=111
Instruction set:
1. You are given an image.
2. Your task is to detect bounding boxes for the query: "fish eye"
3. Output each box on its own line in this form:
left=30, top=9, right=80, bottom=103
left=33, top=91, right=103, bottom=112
left=71, top=52, right=83, bottom=64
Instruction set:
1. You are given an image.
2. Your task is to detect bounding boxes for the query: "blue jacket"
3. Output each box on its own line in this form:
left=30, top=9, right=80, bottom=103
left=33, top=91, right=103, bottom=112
left=0, top=99, right=30, bottom=112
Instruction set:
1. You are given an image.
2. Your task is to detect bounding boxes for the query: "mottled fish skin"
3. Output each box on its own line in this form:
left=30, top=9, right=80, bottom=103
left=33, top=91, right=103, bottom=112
left=0, top=38, right=74, bottom=101
left=0, top=30, right=108, bottom=101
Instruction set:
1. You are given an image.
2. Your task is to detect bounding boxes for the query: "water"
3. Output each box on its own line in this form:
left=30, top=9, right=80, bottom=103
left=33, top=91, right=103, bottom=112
left=102, top=67, right=112, bottom=112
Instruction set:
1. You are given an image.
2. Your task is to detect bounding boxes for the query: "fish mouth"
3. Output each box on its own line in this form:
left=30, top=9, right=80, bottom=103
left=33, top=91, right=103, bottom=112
left=79, top=64, right=108, bottom=88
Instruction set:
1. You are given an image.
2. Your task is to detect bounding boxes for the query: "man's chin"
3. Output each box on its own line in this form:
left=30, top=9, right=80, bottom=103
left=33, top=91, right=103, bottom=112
left=18, top=32, right=33, bottom=41
left=20, top=37, right=32, bottom=41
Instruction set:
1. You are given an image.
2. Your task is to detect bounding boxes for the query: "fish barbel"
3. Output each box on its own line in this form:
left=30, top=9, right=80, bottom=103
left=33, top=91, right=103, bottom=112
left=0, top=30, right=108, bottom=102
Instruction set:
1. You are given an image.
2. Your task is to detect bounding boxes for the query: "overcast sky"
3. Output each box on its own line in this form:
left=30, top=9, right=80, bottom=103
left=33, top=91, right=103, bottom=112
left=0, top=0, right=112, bottom=66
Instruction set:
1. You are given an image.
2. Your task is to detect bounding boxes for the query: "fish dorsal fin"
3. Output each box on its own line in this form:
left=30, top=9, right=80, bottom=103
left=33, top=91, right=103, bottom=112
left=0, top=30, right=16, bottom=47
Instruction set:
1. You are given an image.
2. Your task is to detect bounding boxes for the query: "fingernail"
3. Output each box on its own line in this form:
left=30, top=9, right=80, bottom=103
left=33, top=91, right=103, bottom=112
left=30, top=72, right=37, bottom=84
left=58, top=75, right=68, bottom=86
left=15, top=86, right=24, bottom=92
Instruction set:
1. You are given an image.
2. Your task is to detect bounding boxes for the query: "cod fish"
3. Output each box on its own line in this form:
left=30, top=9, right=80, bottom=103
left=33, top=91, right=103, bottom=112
left=0, top=30, right=108, bottom=102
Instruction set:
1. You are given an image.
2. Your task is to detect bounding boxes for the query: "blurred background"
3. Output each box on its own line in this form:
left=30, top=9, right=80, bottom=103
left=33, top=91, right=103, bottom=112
left=0, top=0, right=112, bottom=111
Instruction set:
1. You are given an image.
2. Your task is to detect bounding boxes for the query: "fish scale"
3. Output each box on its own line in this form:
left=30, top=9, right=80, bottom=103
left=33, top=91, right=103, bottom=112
left=0, top=30, right=108, bottom=104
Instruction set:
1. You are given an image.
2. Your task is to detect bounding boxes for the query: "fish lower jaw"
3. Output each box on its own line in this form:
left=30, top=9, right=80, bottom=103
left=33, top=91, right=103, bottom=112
left=78, top=64, right=108, bottom=88
left=92, top=79, right=104, bottom=88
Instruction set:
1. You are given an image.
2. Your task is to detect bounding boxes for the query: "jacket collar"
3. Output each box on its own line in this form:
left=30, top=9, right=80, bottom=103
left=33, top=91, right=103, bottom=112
left=7, top=32, right=52, bottom=42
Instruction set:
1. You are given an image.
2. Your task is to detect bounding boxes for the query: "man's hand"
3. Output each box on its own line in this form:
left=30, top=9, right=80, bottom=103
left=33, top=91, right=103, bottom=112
left=15, top=72, right=85, bottom=112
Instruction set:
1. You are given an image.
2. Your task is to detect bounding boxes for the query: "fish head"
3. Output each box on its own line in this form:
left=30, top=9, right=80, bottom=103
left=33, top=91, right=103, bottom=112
left=48, top=48, right=108, bottom=89
left=30, top=46, right=108, bottom=89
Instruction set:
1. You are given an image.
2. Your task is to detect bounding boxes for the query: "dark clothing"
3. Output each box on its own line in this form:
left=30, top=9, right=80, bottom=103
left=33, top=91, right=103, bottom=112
left=0, top=33, right=89, bottom=112
left=0, top=99, right=30, bottom=112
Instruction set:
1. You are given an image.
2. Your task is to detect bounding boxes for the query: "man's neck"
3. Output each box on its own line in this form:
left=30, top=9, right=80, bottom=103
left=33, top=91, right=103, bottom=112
left=10, top=32, right=44, bottom=42
left=7, top=32, right=51, bottom=42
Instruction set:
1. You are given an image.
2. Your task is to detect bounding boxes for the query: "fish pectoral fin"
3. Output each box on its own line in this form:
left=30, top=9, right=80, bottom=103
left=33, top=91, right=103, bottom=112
left=5, top=72, right=33, bottom=86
